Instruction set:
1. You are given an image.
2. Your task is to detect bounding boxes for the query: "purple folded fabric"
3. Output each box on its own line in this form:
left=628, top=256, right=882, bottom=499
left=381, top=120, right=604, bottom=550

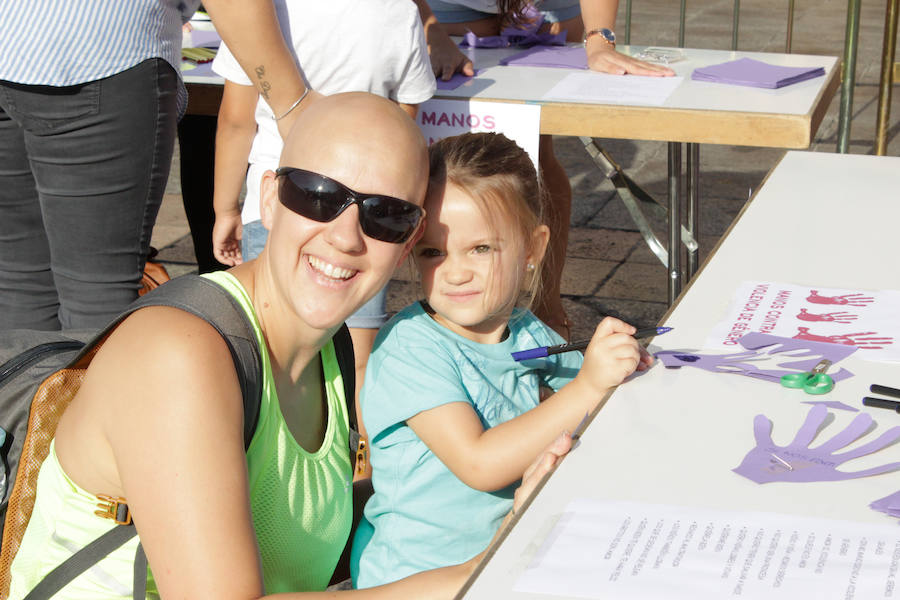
left=458, top=3, right=567, bottom=49
left=691, top=57, right=825, bottom=89
left=499, top=45, right=587, bottom=69
left=188, top=29, right=221, bottom=49
left=435, top=70, right=481, bottom=90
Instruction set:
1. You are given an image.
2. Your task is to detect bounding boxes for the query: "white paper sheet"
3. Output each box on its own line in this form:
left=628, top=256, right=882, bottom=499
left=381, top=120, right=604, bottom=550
left=542, top=73, right=683, bottom=105
left=514, top=498, right=900, bottom=599
left=705, top=281, right=900, bottom=362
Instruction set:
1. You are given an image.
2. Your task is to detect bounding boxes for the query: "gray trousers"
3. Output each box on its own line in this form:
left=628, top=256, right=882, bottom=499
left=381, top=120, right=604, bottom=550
left=0, top=58, right=178, bottom=331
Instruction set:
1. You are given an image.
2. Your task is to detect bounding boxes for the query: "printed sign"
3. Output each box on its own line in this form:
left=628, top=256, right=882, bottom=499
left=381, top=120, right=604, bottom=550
left=415, top=99, right=540, bottom=169
left=706, top=281, right=900, bottom=362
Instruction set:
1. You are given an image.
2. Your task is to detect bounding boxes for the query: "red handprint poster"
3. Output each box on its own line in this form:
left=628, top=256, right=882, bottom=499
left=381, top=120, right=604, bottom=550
left=706, top=281, right=900, bottom=362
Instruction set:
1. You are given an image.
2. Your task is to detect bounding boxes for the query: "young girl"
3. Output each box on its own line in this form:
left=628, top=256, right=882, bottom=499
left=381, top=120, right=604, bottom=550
left=350, top=132, right=653, bottom=588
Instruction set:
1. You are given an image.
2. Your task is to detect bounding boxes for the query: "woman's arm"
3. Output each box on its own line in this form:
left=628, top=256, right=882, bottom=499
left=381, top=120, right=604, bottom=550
left=406, top=317, right=647, bottom=491
left=579, top=0, right=674, bottom=76
left=212, top=81, right=259, bottom=266
left=60, top=308, right=479, bottom=599
left=203, top=0, right=322, bottom=138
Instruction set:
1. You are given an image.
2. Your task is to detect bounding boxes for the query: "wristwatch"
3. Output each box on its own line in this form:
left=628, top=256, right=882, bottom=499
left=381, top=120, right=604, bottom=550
left=583, top=27, right=616, bottom=47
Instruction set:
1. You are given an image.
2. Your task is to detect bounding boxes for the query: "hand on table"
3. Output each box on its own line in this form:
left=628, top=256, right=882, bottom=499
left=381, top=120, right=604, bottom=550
left=585, top=39, right=675, bottom=76
left=426, top=23, right=475, bottom=81
left=513, top=431, right=574, bottom=513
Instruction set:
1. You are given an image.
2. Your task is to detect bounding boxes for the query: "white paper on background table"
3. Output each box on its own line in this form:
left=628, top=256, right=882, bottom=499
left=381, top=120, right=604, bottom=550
left=514, top=498, right=900, bottom=599
left=542, top=73, right=683, bottom=105
left=415, top=99, right=540, bottom=170
left=705, top=282, right=900, bottom=362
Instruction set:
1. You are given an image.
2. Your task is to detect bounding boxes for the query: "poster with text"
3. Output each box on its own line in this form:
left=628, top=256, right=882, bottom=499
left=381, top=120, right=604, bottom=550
left=415, top=99, right=540, bottom=170
left=705, top=282, right=900, bottom=362
left=514, top=498, right=900, bottom=600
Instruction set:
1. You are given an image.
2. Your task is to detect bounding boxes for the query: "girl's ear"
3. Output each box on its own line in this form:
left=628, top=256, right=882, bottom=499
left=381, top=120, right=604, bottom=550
left=259, top=170, right=279, bottom=231
left=526, top=224, right=550, bottom=269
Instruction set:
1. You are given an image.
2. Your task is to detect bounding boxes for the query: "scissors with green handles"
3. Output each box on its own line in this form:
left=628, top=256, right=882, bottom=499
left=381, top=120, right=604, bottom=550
left=780, top=359, right=835, bottom=395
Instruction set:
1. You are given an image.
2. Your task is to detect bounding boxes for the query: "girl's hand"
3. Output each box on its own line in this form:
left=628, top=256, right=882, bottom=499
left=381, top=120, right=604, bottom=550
left=585, top=38, right=675, bottom=77
left=578, top=316, right=644, bottom=393
left=213, top=211, right=244, bottom=266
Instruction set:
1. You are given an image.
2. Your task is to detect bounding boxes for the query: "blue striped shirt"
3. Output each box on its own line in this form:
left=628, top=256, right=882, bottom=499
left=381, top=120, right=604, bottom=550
left=0, top=0, right=200, bottom=114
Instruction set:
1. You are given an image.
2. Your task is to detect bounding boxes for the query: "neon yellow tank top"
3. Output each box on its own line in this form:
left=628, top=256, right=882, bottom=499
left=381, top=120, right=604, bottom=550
left=9, top=272, right=352, bottom=597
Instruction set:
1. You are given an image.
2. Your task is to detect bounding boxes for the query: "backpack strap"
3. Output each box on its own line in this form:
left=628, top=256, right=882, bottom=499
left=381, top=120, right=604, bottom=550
left=23, top=525, right=137, bottom=600
left=21, top=275, right=262, bottom=600
left=75, top=274, right=263, bottom=447
left=331, top=323, right=356, bottom=433
left=25, top=276, right=360, bottom=599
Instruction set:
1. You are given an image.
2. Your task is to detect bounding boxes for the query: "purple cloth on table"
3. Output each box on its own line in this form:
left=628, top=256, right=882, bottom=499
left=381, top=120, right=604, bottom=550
left=691, top=57, right=825, bottom=89
left=435, top=70, right=481, bottom=90
left=499, top=45, right=587, bottom=69
left=188, top=29, right=221, bottom=49
left=458, top=3, right=567, bottom=49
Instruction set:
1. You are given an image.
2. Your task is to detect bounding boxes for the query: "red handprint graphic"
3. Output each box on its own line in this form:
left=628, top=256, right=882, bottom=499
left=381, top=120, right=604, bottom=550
left=806, top=290, right=874, bottom=306
left=794, top=327, right=893, bottom=349
left=796, top=308, right=858, bottom=323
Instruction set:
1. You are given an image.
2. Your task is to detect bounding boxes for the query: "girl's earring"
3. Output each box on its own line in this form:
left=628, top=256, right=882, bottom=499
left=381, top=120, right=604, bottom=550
left=526, top=263, right=536, bottom=272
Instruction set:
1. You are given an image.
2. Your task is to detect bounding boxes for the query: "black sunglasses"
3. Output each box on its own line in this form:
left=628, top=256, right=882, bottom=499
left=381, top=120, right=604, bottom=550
left=275, top=167, right=424, bottom=244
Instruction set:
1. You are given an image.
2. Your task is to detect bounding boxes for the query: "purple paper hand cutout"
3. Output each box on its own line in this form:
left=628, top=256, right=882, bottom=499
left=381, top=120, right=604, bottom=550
left=655, top=332, right=857, bottom=384
left=806, top=290, right=875, bottom=306
left=871, top=490, right=900, bottom=518
left=733, top=404, right=900, bottom=484
left=797, top=308, right=858, bottom=323
left=794, top=327, right=893, bottom=349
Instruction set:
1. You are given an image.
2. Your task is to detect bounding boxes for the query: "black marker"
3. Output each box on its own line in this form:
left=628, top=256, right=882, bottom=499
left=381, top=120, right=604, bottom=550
left=863, top=397, right=900, bottom=413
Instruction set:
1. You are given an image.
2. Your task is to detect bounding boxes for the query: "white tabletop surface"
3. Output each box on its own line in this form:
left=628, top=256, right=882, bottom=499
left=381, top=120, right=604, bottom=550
left=461, top=150, right=900, bottom=599
left=439, top=45, right=837, bottom=116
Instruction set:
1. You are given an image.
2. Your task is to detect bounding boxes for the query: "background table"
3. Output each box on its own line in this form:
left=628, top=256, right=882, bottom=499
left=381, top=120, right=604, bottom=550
left=460, top=150, right=900, bottom=599
left=436, top=45, right=840, bottom=302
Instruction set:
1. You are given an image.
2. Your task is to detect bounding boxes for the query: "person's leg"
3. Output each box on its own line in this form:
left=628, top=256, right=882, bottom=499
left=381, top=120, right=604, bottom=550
left=425, top=0, right=499, bottom=35
left=0, top=94, right=59, bottom=330
left=178, top=114, right=227, bottom=273
left=528, top=5, right=584, bottom=339
left=17, top=59, right=179, bottom=329
left=534, top=134, right=572, bottom=338
left=241, top=219, right=269, bottom=261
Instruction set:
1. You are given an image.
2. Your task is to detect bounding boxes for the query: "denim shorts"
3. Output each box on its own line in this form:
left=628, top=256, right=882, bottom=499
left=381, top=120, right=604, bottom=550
left=427, top=0, right=581, bottom=24
left=241, top=219, right=389, bottom=330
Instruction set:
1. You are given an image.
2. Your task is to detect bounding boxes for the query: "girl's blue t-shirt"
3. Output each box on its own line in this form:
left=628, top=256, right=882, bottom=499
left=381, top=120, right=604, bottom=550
left=350, top=302, right=583, bottom=588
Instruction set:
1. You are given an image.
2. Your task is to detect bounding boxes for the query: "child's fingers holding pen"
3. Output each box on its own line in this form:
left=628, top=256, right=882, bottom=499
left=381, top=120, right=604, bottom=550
left=637, top=347, right=655, bottom=370
left=593, top=316, right=638, bottom=338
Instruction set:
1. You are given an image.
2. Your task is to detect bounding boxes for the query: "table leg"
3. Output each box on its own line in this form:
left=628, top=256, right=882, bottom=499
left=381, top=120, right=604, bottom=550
left=580, top=137, right=697, bottom=306
left=667, top=142, right=683, bottom=303
left=686, top=143, right=700, bottom=279
left=837, top=0, right=861, bottom=153
left=876, top=0, right=899, bottom=156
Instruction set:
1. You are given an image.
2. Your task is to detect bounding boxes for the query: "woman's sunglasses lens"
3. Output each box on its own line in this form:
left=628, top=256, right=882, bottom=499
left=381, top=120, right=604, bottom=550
left=361, top=197, right=421, bottom=243
left=280, top=172, right=344, bottom=222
